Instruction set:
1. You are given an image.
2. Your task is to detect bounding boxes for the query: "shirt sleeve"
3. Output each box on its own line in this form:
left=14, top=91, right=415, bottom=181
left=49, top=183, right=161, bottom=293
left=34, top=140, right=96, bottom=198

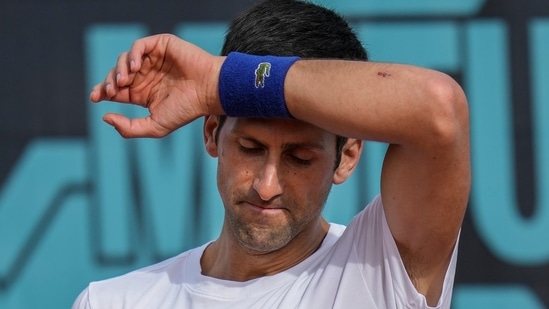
left=350, top=195, right=459, bottom=309
left=71, top=286, right=92, bottom=309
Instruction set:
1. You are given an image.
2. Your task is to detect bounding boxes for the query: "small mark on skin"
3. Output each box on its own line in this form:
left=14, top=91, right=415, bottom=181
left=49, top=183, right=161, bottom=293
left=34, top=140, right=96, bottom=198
left=377, top=72, right=391, bottom=77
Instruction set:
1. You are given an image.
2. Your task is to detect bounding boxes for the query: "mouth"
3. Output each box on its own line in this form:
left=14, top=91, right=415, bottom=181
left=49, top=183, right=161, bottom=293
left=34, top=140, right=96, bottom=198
left=244, top=201, right=286, bottom=214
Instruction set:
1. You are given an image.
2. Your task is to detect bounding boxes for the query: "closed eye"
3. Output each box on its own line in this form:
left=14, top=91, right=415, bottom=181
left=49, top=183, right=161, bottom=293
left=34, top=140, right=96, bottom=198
left=239, top=145, right=264, bottom=155
left=289, top=154, right=312, bottom=166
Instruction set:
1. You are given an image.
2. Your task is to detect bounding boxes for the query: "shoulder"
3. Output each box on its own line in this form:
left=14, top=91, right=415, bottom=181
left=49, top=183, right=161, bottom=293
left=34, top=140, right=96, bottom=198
left=323, top=195, right=387, bottom=268
left=345, top=194, right=385, bottom=237
left=75, top=246, right=203, bottom=308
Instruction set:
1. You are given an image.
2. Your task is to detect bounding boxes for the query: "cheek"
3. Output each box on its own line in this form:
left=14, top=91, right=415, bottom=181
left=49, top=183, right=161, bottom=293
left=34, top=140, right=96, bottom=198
left=285, top=168, right=334, bottom=202
left=216, top=154, right=254, bottom=194
left=216, top=161, right=237, bottom=209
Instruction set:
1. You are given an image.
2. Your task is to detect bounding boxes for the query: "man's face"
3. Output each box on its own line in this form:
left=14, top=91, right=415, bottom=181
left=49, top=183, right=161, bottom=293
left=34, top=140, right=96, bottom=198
left=206, top=117, right=340, bottom=253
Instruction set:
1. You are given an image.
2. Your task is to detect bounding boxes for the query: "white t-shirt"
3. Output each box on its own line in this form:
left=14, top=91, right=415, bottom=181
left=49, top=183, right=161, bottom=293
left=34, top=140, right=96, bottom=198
left=73, top=195, right=458, bottom=309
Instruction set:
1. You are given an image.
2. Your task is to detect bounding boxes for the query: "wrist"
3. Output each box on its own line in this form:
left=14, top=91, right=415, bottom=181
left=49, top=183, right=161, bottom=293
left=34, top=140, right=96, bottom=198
left=218, top=52, right=300, bottom=118
left=204, top=56, right=226, bottom=116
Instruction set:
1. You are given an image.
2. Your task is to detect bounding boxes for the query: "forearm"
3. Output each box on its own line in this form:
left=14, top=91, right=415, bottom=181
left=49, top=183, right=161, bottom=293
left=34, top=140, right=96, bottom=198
left=284, top=59, right=467, bottom=148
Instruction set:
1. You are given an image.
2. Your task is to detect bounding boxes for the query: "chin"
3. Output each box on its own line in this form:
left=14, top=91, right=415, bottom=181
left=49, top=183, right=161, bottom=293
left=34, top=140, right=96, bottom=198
left=236, top=225, right=294, bottom=253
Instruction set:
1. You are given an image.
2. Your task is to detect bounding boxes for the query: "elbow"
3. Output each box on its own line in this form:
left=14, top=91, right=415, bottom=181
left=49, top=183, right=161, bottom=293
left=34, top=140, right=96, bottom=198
left=425, top=73, right=469, bottom=147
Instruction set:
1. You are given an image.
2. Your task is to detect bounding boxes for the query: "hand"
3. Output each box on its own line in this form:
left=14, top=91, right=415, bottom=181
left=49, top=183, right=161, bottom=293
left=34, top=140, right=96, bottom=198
left=90, top=34, right=224, bottom=138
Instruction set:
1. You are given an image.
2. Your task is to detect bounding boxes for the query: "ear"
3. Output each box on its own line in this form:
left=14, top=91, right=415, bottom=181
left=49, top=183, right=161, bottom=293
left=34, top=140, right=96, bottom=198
left=203, top=115, right=221, bottom=158
left=333, top=139, right=363, bottom=184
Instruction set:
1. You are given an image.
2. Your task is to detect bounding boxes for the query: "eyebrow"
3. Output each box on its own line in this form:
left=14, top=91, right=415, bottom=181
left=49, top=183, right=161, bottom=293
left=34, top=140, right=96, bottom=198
left=234, top=133, right=327, bottom=152
left=282, top=142, right=326, bottom=152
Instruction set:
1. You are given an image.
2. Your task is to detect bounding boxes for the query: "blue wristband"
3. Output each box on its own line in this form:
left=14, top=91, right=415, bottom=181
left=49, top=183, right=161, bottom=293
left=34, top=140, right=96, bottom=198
left=218, top=52, right=300, bottom=118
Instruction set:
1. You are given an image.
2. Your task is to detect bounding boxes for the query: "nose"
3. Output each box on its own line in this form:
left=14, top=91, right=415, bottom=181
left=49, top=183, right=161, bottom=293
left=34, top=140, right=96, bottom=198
left=252, top=161, right=283, bottom=201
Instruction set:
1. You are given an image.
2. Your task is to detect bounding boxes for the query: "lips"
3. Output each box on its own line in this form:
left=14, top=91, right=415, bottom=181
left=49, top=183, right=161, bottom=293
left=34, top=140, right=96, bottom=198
left=244, top=201, right=286, bottom=213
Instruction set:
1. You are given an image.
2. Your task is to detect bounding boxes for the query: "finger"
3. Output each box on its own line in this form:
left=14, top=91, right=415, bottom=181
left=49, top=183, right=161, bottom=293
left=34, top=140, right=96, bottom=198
left=127, top=34, right=172, bottom=73
left=90, top=82, right=128, bottom=103
left=89, top=82, right=103, bottom=103
left=88, top=68, right=119, bottom=103
left=115, top=52, right=131, bottom=87
left=89, top=75, right=114, bottom=103
left=127, top=38, right=147, bottom=73
left=104, top=67, right=120, bottom=97
left=103, top=113, right=172, bottom=138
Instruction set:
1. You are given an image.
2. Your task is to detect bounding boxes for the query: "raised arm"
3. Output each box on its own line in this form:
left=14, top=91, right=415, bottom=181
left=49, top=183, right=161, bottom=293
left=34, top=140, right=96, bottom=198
left=285, top=60, right=471, bottom=305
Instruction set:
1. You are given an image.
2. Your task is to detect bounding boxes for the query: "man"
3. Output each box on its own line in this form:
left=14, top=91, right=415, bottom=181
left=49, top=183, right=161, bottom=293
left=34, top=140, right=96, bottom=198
left=73, top=0, right=470, bottom=308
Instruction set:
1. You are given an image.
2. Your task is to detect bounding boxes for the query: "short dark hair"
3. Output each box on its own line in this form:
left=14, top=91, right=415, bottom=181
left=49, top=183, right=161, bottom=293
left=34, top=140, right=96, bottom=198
left=221, top=0, right=368, bottom=60
left=217, top=0, right=368, bottom=168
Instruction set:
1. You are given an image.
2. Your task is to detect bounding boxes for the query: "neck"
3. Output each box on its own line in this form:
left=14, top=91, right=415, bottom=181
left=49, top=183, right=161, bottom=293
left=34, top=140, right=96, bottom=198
left=201, top=218, right=329, bottom=281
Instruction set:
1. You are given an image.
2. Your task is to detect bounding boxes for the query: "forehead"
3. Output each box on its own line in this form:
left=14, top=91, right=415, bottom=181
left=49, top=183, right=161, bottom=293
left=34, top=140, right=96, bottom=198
left=222, top=117, right=336, bottom=147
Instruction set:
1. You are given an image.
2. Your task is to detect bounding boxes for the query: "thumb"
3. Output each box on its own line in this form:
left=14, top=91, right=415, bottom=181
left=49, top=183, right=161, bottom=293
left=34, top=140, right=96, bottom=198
left=103, top=113, right=170, bottom=138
